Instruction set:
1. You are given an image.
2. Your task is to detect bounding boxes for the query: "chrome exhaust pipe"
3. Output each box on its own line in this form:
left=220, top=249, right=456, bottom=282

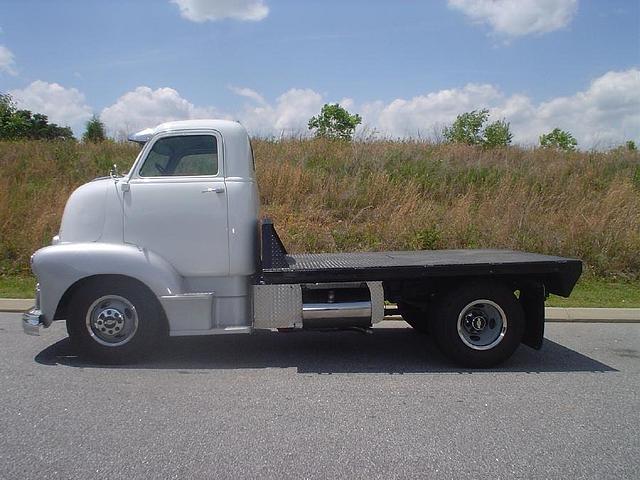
left=303, top=301, right=371, bottom=319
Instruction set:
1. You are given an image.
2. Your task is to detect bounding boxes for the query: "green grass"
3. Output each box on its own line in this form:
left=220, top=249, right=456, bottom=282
left=546, top=277, right=640, bottom=308
left=0, top=276, right=36, bottom=298
left=2, top=140, right=639, bottom=277
left=1, top=275, right=638, bottom=307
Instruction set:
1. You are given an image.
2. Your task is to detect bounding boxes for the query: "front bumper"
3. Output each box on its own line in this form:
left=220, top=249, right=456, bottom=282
left=23, top=308, right=44, bottom=336
left=23, top=282, right=44, bottom=336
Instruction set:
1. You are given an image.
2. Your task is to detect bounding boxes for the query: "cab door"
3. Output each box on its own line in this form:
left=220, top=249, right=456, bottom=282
left=123, top=132, right=229, bottom=277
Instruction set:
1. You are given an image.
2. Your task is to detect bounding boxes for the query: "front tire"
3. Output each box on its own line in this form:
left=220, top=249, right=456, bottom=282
left=67, top=278, right=163, bottom=363
left=432, top=281, right=524, bottom=368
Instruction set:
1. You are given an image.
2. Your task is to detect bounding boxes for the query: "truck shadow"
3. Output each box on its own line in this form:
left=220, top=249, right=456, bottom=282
left=35, top=326, right=616, bottom=374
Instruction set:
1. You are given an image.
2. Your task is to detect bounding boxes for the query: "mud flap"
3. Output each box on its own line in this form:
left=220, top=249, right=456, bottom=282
left=520, top=282, right=546, bottom=350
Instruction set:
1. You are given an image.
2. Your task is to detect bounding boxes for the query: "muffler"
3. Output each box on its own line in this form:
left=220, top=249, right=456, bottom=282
left=302, top=301, right=372, bottom=328
left=301, top=283, right=372, bottom=329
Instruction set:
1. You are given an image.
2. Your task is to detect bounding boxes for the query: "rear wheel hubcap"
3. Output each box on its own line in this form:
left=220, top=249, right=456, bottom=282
left=457, top=299, right=507, bottom=351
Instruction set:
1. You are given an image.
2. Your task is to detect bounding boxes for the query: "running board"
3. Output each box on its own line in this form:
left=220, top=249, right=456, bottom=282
left=170, top=326, right=252, bottom=337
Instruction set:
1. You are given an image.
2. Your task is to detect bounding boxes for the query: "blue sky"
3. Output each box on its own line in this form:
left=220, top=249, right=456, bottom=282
left=1, top=0, right=638, bottom=147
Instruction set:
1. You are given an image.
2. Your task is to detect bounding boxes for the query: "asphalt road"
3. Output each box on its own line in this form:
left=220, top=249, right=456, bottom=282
left=1, top=314, right=638, bottom=479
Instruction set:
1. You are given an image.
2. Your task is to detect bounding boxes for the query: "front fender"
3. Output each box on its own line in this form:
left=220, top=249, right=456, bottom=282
left=31, top=242, right=184, bottom=324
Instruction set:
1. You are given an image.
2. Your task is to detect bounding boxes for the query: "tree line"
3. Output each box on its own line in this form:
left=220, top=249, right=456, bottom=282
left=307, top=103, right=637, bottom=152
left=1, top=92, right=636, bottom=151
left=0, top=93, right=106, bottom=143
left=0, top=93, right=74, bottom=141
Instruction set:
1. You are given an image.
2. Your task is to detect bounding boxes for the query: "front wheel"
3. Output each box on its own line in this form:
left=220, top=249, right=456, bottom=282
left=66, top=278, right=164, bottom=363
left=432, top=282, right=524, bottom=368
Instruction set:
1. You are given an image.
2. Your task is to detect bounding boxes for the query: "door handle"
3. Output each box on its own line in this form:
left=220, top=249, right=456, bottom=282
left=202, top=187, right=225, bottom=193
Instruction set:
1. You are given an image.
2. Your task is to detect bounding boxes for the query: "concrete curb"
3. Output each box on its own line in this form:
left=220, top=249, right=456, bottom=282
left=383, top=306, right=640, bottom=323
left=0, top=299, right=33, bottom=313
left=544, top=307, right=640, bottom=323
left=1, top=298, right=639, bottom=322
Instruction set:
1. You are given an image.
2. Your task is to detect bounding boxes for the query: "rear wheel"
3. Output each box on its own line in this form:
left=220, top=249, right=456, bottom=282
left=397, top=302, right=430, bottom=334
left=432, top=281, right=524, bottom=368
left=66, top=278, right=163, bottom=363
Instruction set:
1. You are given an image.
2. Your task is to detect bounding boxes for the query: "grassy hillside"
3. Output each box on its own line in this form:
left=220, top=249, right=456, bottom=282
left=1, top=139, right=639, bottom=278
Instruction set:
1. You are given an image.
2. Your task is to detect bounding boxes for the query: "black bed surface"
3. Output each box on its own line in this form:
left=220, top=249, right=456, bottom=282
left=269, top=249, right=575, bottom=271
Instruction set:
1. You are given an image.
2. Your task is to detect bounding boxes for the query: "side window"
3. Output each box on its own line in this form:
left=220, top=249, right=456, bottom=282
left=139, top=135, right=218, bottom=177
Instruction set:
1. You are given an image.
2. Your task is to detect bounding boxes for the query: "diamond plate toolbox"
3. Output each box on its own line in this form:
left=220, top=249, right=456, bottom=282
left=253, top=284, right=302, bottom=329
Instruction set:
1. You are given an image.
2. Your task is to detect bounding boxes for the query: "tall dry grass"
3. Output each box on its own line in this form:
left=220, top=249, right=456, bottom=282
left=1, top=139, right=639, bottom=277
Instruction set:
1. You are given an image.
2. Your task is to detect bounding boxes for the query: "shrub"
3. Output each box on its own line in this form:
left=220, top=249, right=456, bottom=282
left=443, top=109, right=489, bottom=145
left=82, top=115, right=107, bottom=143
left=443, top=109, right=512, bottom=147
left=308, top=103, right=362, bottom=141
left=540, top=128, right=578, bottom=151
left=483, top=120, right=513, bottom=148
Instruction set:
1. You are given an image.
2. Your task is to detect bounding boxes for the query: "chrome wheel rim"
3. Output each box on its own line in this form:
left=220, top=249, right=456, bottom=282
left=85, top=295, right=138, bottom=347
left=457, top=299, right=507, bottom=351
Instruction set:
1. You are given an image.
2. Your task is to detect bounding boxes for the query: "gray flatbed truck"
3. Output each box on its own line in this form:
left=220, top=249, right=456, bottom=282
left=23, top=119, right=582, bottom=367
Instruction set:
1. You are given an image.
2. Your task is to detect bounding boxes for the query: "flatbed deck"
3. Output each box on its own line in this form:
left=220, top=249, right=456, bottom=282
left=261, top=249, right=581, bottom=297
left=258, top=221, right=582, bottom=296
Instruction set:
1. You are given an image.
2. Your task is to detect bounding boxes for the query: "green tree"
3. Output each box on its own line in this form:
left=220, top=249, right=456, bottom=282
left=483, top=119, right=513, bottom=147
left=0, top=94, right=26, bottom=139
left=626, top=140, right=637, bottom=151
left=539, top=128, right=577, bottom=151
left=83, top=115, right=107, bottom=143
left=308, top=103, right=362, bottom=140
left=443, top=109, right=512, bottom=147
left=0, top=93, right=74, bottom=140
left=0, top=93, right=15, bottom=119
left=443, top=109, right=489, bottom=145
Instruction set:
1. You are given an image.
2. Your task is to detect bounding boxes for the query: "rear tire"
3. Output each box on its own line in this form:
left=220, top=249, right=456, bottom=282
left=66, top=278, right=163, bottom=363
left=432, top=281, right=524, bottom=368
left=397, top=302, right=430, bottom=334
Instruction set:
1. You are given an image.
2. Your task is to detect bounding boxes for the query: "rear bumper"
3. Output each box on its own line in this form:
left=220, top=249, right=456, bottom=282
left=22, top=308, right=44, bottom=336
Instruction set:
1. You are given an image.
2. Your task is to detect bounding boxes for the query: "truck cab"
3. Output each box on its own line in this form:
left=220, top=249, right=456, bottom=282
left=23, top=119, right=581, bottom=367
left=25, top=121, right=261, bottom=348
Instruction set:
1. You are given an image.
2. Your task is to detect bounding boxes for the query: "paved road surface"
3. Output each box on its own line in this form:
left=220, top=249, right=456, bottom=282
left=1, top=313, right=638, bottom=479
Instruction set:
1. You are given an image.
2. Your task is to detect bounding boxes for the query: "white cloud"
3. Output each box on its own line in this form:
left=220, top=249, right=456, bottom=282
left=228, top=85, right=266, bottom=105
left=0, top=44, right=17, bottom=75
left=35, top=67, right=635, bottom=148
left=519, top=68, right=640, bottom=147
left=9, top=80, right=92, bottom=133
left=448, top=0, right=578, bottom=37
left=100, top=86, right=222, bottom=137
left=362, top=83, right=503, bottom=138
left=358, top=68, right=640, bottom=148
left=100, top=85, right=320, bottom=138
left=236, top=88, right=324, bottom=136
left=171, top=0, right=268, bottom=22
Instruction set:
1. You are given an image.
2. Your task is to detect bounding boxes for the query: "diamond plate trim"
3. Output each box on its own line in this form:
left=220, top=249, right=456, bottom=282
left=253, top=284, right=302, bottom=329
